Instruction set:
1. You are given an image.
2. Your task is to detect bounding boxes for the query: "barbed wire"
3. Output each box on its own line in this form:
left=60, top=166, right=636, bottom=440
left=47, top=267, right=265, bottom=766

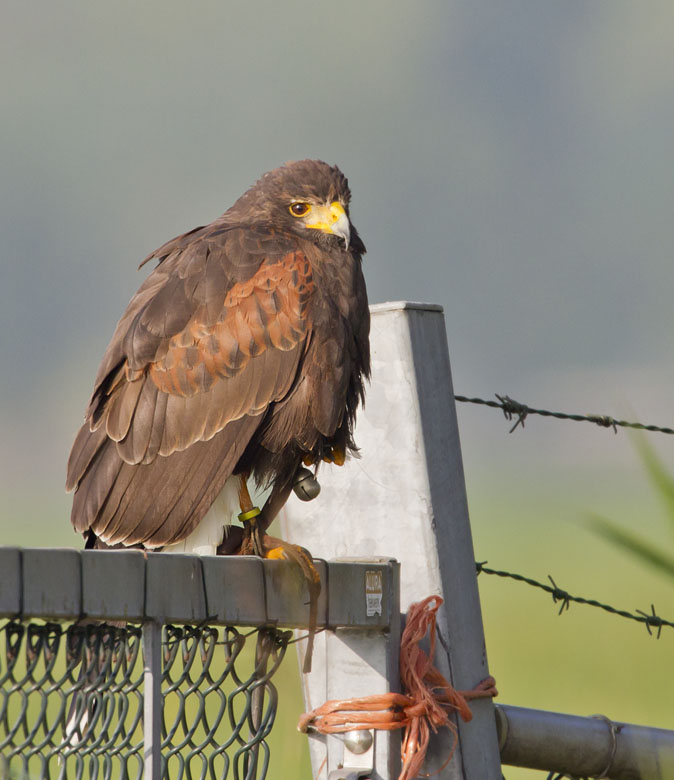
left=455, top=394, right=674, bottom=436
left=475, top=562, right=673, bottom=638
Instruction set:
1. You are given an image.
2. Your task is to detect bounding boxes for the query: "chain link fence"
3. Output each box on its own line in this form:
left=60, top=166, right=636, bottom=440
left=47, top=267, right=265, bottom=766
left=0, top=619, right=291, bottom=780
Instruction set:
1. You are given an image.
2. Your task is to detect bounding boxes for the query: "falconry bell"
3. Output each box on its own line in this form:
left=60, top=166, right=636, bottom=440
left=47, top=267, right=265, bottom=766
left=292, top=467, right=321, bottom=501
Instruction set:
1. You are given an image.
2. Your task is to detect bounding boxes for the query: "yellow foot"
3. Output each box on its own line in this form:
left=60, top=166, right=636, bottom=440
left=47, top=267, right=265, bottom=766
left=265, top=546, right=288, bottom=561
left=261, top=536, right=320, bottom=588
left=323, top=446, right=345, bottom=466
left=261, top=535, right=321, bottom=674
left=303, top=445, right=346, bottom=467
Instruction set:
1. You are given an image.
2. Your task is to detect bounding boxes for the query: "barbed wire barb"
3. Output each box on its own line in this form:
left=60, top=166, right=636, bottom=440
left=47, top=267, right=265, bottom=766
left=455, top=394, right=674, bottom=436
left=636, top=604, right=664, bottom=639
left=546, top=576, right=570, bottom=615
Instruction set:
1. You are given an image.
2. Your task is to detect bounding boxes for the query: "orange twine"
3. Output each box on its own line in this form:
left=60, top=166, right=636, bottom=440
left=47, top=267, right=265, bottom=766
left=298, top=595, right=497, bottom=780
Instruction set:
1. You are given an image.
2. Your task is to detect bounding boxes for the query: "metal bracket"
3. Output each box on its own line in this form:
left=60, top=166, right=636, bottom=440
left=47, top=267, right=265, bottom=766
left=327, top=729, right=374, bottom=780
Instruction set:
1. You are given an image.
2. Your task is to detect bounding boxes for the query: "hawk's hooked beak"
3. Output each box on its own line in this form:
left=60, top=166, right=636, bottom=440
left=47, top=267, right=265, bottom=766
left=306, top=202, right=350, bottom=248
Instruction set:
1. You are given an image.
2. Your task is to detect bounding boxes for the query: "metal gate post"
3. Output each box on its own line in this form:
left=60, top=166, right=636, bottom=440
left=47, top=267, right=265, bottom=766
left=282, top=302, right=502, bottom=779
left=294, top=558, right=401, bottom=780
left=143, top=619, right=163, bottom=780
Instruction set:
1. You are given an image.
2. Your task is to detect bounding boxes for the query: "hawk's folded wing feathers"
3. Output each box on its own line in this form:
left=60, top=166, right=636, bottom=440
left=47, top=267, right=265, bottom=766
left=67, top=227, right=315, bottom=546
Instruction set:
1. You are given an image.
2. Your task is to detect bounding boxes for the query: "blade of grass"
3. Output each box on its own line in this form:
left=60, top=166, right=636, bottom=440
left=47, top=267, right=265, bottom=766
left=632, top=433, right=674, bottom=538
left=587, top=514, right=674, bottom=580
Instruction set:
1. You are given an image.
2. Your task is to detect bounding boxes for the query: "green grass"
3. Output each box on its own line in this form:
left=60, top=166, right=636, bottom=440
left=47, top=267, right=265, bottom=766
left=469, top=469, right=674, bottom=779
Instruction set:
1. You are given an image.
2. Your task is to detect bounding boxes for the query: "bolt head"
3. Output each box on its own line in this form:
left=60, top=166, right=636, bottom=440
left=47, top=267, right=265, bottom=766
left=343, top=729, right=373, bottom=754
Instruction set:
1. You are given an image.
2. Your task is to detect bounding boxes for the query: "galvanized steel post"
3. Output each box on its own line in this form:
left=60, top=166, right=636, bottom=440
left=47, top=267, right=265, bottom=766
left=143, top=619, right=163, bottom=780
left=282, top=302, right=502, bottom=779
left=293, top=558, right=401, bottom=780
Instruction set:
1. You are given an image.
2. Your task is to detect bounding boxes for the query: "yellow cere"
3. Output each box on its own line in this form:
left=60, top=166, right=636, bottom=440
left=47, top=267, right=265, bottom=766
left=305, top=201, right=346, bottom=232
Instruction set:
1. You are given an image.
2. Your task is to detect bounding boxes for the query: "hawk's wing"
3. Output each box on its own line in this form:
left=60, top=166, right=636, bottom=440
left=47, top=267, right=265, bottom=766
left=66, top=223, right=315, bottom=547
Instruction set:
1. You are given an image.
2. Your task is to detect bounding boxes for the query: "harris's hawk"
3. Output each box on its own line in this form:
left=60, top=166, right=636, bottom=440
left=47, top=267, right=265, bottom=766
left=66, top=160, right=370, bottom=562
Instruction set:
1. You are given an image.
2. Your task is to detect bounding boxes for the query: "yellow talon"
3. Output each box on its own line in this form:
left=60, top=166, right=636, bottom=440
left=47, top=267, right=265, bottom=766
left=265, top=546, right=288, bottom=560
left=305, top=446, right=346, bottom=467
left=322, top=446, right=346, bottom=466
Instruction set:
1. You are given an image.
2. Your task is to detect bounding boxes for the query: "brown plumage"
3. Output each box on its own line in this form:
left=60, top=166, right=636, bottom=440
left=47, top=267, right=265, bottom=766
left=67, top=160, right=370, bottom=550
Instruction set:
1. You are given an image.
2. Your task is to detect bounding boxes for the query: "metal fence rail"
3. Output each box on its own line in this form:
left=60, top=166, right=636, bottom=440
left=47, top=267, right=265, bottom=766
left=0, top=548, right=398, bottom=780
left=496, top=705, right=674, bottom=779
left=4, top=535, right=673, bottom=779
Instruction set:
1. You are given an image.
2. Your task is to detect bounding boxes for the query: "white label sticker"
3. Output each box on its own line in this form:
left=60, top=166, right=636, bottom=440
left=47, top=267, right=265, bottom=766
left=365, top=570, right=383, bottom=617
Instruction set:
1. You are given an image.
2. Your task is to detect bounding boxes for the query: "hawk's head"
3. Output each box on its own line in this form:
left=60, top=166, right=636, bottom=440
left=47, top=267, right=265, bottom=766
left=230, top=159, right=364, bottom=253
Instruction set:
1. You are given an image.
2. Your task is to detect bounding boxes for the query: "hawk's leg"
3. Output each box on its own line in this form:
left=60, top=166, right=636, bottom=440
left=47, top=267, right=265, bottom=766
left=235, top=474, right=311, bottom=563
left=237, top=473, right=265, bottom=557
left=233, top=472, right=321, bottom=672
left=216, top=474, right=293, bottom=555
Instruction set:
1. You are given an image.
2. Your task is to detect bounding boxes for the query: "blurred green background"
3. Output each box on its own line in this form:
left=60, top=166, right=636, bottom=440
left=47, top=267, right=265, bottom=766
left=3, top=2, right=674, bottom=777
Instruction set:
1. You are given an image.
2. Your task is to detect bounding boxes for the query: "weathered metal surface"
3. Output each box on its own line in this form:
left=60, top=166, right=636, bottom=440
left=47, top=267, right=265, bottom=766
left=497, top=704, right=674, bottom=779
left=293, top=558, right=401, bottom=780
left=326, top=559, right=394, bottom=629
left=22, top=548, right=81, bottom=618
left=81, top=549, right=145, bottom=620
left=201, top=554, right=267, bottom=625
left=1, top=548, right=398, bottom=629
left=263, top=558, right=328, bottom=627
left=0, top=547, right=21, bottom=616
left=145, top=552, right=208, bottom=623
left=282, top=302, right=502, bottom=779
left=143, top=620, right=162, bottom=780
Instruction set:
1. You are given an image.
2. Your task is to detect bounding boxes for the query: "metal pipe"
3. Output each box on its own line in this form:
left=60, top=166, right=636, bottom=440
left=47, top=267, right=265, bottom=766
left=496, top=704, right=674, bottom=779
left=143, top=620, right=163, bottom=780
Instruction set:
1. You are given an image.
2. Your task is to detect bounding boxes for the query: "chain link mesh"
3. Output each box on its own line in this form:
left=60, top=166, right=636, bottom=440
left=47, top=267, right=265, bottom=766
left=0, top=619, right=291, bottom=780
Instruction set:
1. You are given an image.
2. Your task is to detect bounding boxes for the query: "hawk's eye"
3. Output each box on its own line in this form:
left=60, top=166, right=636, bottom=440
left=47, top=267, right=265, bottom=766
left=289, top=202, right=311, bottom=217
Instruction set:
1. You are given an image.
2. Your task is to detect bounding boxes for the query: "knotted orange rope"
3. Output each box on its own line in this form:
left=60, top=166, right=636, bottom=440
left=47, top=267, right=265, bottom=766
left=298, top=595, right=497, bottom=780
